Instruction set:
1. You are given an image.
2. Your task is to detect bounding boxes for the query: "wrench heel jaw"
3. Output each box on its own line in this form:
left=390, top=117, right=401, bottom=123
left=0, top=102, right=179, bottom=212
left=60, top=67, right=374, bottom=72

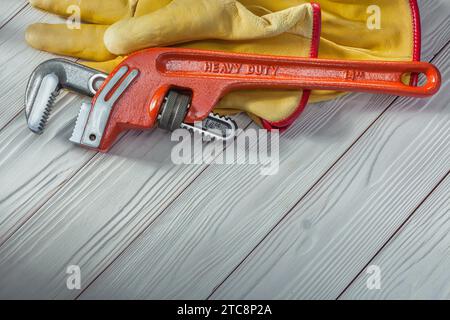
left=94, top=85, right=165, bottom=153
left=69, top=59, right=168, bottom=152
left=96, top=99, right=163, bottom=152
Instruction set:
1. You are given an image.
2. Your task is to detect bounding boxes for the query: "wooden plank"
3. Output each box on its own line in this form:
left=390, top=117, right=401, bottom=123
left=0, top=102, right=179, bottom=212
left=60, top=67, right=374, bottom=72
left=210, top=45, right=449, bottom=299
left=0, top=0, right=27, bottom=28
left=340, top=173, right=450, bottom=300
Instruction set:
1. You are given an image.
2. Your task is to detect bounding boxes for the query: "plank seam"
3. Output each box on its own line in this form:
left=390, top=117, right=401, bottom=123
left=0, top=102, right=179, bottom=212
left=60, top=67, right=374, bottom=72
left=0, top=152, right=98, bottom=248
left=335, top=169, right=450, bottom=300
left=333, top=41, right=450, bottom=298
left=335, top=41, right=450, bottom=299
left=0, top=3, right=28, bottom=30
left=73, top=121, right=253, bottom=300
left=0, top=56, right=87, bottom=246
left=206, top=99, right=397, bottom=299
left=207, top=40, right=450, bottom=299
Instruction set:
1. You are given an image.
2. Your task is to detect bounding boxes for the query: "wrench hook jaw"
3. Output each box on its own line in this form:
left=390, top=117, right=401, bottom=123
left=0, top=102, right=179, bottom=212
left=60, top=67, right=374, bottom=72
left=25, top=59, right=107, bottom=134
left=25, top=61, right=62, bottom=134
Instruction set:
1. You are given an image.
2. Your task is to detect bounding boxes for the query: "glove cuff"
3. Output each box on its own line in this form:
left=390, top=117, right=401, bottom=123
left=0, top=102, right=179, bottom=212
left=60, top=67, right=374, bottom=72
left=262, top=0, right=422, bottom=132
left=408, top=0, right=422, bottom=86
left=261, top=2, right=321, bottom=131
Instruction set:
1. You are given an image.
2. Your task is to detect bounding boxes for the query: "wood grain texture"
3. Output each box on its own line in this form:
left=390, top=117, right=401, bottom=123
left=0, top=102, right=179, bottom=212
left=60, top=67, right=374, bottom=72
left=0, top=114, right=250, bottom=299
left=2, top=88, right=395, bottom=299
left=79, top=93, right=417, bottom=299
left=0, top=0, right=448, bottom=300
left=74, top=2, right=450, bottom=299
left=0, top=3, right=250, bottom=299
left=0, top=0, right=391, bottom=300
left=211, top=45, right=450, bottom=299
left=419, top=0, right=450, bottom=61
left=0, top=0, right=93, bottom=247
left=0, top=94, right=95, bottom=244
left=0, top=0, right=27, bottom=28
left=340, top=174, right=450, bottom=300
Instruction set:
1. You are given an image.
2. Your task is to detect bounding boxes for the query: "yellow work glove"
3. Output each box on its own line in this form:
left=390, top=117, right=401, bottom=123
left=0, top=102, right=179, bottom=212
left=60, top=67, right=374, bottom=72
left=26, top=0, right=420, bottom=129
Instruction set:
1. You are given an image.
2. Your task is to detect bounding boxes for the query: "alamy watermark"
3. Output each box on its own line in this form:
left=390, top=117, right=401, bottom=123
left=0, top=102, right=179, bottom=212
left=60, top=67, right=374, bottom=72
left=367, top=5, right=381, bottom=30
left=66, top=265, right=81, bottom=290
left=366, top=265, right=382, bottom=290
left=171, top=127, right=280, bottom=176
left=64, top=4, right=382, bottom=31
left=66, top=5, right=81, bottom=30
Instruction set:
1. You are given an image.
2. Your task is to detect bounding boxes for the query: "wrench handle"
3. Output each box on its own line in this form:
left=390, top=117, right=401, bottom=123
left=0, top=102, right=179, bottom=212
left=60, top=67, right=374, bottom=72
left=158, top=50, right=441, bottom=98
left=95, top=48, right=441, bottom=151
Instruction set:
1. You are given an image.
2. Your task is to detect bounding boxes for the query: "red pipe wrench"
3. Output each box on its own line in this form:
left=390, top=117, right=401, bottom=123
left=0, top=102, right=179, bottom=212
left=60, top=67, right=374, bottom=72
left=25, top=48, right=441, bottom=152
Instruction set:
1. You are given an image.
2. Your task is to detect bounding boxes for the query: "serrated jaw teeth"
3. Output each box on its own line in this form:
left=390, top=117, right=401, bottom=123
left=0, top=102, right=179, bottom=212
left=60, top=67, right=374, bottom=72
left=180, top=113, right=238, bottom=141
left=27, top=73, right=60, bottom=134
left=70, top=102, right=91, bottom=145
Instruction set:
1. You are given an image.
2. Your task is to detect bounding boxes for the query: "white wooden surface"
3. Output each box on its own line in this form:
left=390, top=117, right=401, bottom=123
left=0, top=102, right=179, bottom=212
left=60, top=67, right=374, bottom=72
left=0, top=0, right=26, bottom=28
left=80, top=42, right=450, bottom=300
left=211, top=46, right=450, bottom=299
left=341, top=173, right=450, bottom=300
left=0, top=0, right=448, bottom=300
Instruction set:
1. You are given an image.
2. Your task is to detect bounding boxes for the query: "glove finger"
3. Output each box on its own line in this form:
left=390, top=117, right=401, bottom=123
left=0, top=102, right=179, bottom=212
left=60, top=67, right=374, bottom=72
left=82, top=56, right=127, bottom=74
left=104, top=0, right=313, bottom=55
left=29, top=0, right=137, bottom=24
left=134, top=0, right=172, bottom=16
left=26, top=23, right=116, bottom=61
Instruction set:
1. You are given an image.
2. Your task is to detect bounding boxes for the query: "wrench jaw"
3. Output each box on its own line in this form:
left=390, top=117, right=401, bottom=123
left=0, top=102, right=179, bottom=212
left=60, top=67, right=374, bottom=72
left=25, top=72, right=61, bottom=134
left=69, top=66, right=140, bottom=151
left=25, top=59, right=107, bottom=135
left=28, top=50, right=246, bottom=152
left=69, top=90, right=238, bottom=152
left=159, top=90, right=238, bottom=142
left=180, top=114, right=238, bottom=142
left=68, top=49, right=242, bottom=152
left=69, top=102, right=91, bottom=145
